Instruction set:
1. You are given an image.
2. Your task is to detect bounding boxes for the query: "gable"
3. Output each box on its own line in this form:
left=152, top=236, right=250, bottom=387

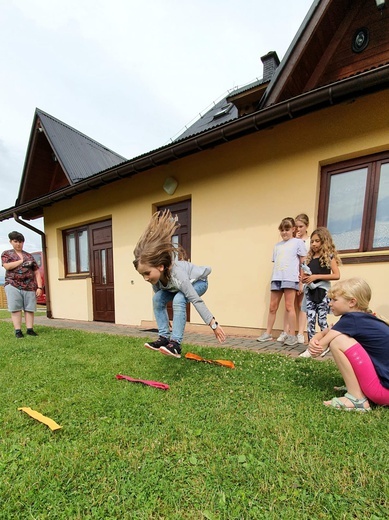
left=17, top=109, right=126, bottom=210
left=264, top=0, right=389, bottom=105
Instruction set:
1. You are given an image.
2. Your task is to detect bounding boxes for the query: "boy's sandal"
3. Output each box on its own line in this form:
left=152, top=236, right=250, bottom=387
left=324, top=392, right=371, bottom=412
left=333, top=385, right=347, bottom=392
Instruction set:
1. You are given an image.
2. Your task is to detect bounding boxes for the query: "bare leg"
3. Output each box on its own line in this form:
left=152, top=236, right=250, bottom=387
left=25, top=311, right=35, bottom=329
left=324, top=335, right=370, bottom=409
left=11, top=310, right=22, bottom=330
left=284, top=289, right=296, bottom=337
left=296, top=292, right=306, bottom=336
left=265, top=291, right=283, bottom=334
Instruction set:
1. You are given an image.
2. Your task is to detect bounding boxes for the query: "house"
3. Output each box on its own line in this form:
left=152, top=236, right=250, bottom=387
left=1, top=0, right=389, bottom=332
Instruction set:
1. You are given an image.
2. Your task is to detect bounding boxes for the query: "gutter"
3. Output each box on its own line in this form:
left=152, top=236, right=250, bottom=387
left=1, top=64, right=389, bottom=222
left=12, top=213, right=52, bottom=319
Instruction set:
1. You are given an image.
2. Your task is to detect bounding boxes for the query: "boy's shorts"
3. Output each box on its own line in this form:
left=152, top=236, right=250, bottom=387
left=5, top=284, right=37, bottom=312
left=271, top=280, right=299, bottom=291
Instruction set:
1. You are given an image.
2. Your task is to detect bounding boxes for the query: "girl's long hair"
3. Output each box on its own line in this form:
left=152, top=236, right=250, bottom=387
left=328, top=278, right=389, bottom=325
left=133, top=210, right=186, bottom=279
left=305, top=227, right=342, bottom=268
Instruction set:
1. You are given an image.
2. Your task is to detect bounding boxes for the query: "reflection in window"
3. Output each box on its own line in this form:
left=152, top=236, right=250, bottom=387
left=373, top=163, right=389, bottom=248
left=66, top=232, right=77, bottom=273
left=327, top=168, right=367, bottom=250
left=79, top=230, right=89, bottom=272
left=101, top=249, right=107, bottom=284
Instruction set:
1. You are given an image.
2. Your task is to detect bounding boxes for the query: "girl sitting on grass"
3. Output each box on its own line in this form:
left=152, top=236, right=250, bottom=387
left=308, top=278, right=389, bottom=412
left=133, top=210, right=226, bottom=358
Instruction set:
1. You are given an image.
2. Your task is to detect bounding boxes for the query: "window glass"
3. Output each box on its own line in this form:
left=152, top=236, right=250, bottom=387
left=79, top=230, right=89, bottom=272
left=373, top=163, right=389, bottom=248
left=66, top=232, right=77, bottom=273
left=327, top=168, right=367, bottom=251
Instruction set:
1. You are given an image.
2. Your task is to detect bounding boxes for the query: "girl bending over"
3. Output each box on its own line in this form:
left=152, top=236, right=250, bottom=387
left=133, top=210, right=226, bottom=358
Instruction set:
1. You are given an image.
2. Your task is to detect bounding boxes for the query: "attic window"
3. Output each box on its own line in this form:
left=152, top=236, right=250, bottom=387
left=213, top=103, right=232, bottom=120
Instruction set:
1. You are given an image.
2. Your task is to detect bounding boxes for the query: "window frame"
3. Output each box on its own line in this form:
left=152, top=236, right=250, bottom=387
left=318, top=151, right=389, bottom=264
left=63, top=226, right=90, bottom=276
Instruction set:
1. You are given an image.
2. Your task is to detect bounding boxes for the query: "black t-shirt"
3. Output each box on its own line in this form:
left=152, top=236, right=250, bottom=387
left=332, top=312, right=389, bottom=388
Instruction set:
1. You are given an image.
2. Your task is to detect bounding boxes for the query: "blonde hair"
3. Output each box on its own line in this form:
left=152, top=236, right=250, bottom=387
left=133, top=210, right=186, bottom=279
left=295, top=213, right=309, bottom=227
left=328, top=278, right=371, bottom=311
left=305, top=227, right=342, bottom=268
left=328, top=277, right=389, bottom=324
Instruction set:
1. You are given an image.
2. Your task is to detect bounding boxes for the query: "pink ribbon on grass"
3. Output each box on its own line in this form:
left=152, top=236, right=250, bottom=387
left=116, top=374, right=169, bottom=390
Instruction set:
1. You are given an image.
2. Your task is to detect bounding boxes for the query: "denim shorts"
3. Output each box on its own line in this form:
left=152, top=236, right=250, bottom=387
left=271, top=280, right=299, bottom=291
left=5, top=284, right=37, bottom=312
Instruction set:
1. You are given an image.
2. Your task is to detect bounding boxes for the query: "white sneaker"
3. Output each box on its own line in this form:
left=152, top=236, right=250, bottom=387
left=297, top=334, right=305, bottom=344
left=277, top=331, right=288, bottom=343
left=284, top=335, right=298, bottom=346
left=257, top=333, right=273, bottom=342
left=299, top=349, right=312, bottom=358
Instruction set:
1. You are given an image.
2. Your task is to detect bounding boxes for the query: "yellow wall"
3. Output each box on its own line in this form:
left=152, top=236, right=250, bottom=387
left=43, top=90, right=389, bottom=330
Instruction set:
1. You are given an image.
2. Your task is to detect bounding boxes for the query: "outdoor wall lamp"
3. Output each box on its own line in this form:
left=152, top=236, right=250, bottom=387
left=163, top=176, right=178, bottom=195
left=375, top=0, right=386, bottom=10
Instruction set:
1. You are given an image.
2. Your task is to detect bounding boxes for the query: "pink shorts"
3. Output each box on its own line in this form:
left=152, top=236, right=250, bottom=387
left=345, top=343, right=389, bottom=405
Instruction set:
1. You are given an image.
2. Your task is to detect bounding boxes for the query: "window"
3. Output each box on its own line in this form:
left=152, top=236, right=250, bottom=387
left=63, top=227, right=89, bottom=274
left=319, top=152, right=389, bottom=262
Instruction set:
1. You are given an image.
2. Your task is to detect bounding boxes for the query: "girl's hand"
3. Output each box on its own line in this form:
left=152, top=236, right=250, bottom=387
left=214, top=325, right=226, bottom=343
left=302, top=274, right=315, bottom=284
left=308, top=338, right=324, bottom=357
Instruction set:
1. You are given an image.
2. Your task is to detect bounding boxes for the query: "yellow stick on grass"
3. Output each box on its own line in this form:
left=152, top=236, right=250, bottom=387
left=18, top=407, right=62, bottom=431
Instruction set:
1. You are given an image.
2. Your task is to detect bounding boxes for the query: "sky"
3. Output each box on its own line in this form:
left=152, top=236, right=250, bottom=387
left=0, top=0, right=313, bottom=275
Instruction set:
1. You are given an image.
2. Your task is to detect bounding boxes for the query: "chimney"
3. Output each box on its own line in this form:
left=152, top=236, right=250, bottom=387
left=261, top=51, right=280, bottom=82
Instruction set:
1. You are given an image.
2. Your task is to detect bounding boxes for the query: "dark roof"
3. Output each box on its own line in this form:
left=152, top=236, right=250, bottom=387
left=36, top=109, right=126, bottom=183
left=174, top=97, right=238, bottom=141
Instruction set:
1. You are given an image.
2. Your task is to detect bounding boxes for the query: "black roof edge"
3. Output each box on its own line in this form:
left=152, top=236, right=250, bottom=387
left=1, top=64, right=388, bottom=222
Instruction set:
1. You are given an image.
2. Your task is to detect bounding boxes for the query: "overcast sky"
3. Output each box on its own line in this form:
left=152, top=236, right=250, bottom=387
left=0, top=0, right=313, bottom=265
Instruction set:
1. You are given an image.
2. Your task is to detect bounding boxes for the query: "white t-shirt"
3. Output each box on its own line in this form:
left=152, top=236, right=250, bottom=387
left=271, top=238, right=307, bottom=282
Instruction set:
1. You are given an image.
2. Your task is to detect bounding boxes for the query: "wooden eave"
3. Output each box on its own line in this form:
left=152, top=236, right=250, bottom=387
left=263, top=0, right=389, bottom=106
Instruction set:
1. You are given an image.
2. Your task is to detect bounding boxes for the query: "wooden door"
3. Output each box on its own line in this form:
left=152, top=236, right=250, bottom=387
left=90, top=220, right=115, bottom=322
left=157, top=200, right=191, bottom=320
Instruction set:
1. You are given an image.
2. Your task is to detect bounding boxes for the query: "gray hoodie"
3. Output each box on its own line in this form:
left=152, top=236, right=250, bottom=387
left=153, top=260, right=213, bottom=324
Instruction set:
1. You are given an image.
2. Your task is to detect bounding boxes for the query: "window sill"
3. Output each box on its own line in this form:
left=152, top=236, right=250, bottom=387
left=59, top=275, right=90, bottom=280
left=340, top=252, right=389, bottom=264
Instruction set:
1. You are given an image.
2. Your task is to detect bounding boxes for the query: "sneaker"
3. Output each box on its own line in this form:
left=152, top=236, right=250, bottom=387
left=276, top=331, right=288, bottom=343
left=284, top=335, right=298, bottom=346
left=26, top=329, right=38, bottom=336
left=299, top=349, right=312, bottom=358
left=257, top=333, right=273, bottom=342
left=297, top=333, right=305, bottom=344
left=15, top=330, right=24, bottom=339
left=144, top=336, right=169, bottom=351
left=160, top=340, right=182, bottom=358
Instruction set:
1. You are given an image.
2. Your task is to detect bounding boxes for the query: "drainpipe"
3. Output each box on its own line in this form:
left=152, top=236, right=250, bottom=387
left=13, top=213, right=52, bottom=319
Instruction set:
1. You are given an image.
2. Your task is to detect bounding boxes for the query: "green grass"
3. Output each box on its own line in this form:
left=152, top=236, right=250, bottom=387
left=0, top=320, right=388, bottom=519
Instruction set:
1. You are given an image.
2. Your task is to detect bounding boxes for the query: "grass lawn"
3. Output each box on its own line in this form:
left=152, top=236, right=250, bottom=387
left=0, top=316, right=388, bottom=519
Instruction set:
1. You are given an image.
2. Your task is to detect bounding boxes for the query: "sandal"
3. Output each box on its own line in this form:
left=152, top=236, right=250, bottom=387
left=324, top=392, right=371, bottom=412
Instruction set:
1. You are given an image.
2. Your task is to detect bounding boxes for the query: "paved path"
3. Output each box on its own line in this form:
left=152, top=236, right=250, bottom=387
left=33, top=316, right=331, bottom=360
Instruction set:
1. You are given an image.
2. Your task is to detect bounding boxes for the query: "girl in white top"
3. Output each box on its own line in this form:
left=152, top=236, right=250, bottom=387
left=277, top=214, right=310, bottom=345
left=257, top=217, right=306, bottom=346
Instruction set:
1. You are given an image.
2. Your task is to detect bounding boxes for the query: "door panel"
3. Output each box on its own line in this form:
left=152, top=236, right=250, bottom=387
left=90, top=220, right=115, bottom=322
left=157, top=200, right=191, bottom=321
